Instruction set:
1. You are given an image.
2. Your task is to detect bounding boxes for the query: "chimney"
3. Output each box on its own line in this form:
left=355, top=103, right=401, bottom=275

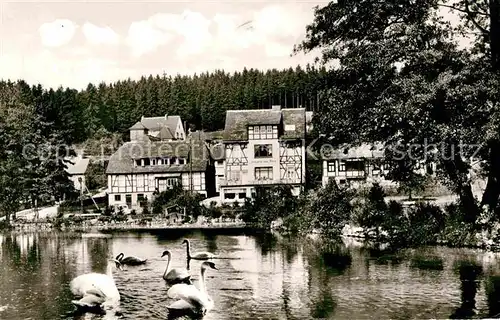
left=271, top=105, right=281, bottom=111
left=141, top=115, right=144, bottom=122
left=165, top=114, right=168, bottom=120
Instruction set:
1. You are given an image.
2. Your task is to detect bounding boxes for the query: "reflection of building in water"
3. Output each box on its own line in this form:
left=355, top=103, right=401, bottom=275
left=229, top=236, right=310, bottom=318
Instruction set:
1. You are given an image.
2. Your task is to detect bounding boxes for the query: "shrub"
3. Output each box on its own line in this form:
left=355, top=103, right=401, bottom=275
left=355, top=183, right=388, bottom=238
left=310, top=179, right=355, bottom=239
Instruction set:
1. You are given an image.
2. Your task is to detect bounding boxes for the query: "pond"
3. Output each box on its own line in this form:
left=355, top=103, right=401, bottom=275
left=1, top=229, right=500, bottom=319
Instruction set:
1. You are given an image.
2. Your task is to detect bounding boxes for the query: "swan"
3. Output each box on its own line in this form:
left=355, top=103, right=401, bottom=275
left=182, top=239, right=215, bottom=260
left=166, top=261, right=218, bottom=316
left=70, top=258, right=123, bottom=312
left=161, top=250, right=192, bottom=285
left=115, top=252, right=147, bottom=265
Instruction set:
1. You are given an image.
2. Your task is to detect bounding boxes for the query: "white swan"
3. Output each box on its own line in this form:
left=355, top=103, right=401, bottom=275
left=161, top=250, right=192, bottom=285
left=182, top=239, right=215, bottom=260
left=116, top=252, right=147, bottom=266
left=166, top=261, right=218, bottom=316
left=70, top=259, right=123, bottom=312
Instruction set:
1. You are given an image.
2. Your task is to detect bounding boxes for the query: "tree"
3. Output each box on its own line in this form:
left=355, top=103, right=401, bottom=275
left=310, top=179, right=354, bottom=238
left=295, top=0, right=500, bottom=223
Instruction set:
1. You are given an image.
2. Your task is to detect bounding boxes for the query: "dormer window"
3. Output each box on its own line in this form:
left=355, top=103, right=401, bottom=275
left=248, top=125, right=278, bottom=140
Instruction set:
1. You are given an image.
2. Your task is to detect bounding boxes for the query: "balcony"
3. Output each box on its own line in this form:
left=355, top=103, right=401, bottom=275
left=220, top=178, right=303, bottom=187
left=336, top=170, right=366, bottom=178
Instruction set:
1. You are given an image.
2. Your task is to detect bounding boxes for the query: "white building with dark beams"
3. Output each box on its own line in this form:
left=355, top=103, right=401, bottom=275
left=220, top=105, right=307, bottom=204
left=321, top=143, right=437, bottom=187
left=106, top=137, right=214, bottom=211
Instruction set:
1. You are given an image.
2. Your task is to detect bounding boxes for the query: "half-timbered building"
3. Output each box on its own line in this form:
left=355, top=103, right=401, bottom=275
left=220, top=105, right=307, bottom=204
left=106, top=137, right=214, bottom=211
left=321, top=143, right=437, bottom=187
left=129, top=114, right=186, bottom=142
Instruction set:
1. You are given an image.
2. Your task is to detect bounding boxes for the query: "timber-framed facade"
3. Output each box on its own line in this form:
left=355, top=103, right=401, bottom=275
left=220, top=105, right=308, bottom=204
left=106, top=134, right=213, bottom=211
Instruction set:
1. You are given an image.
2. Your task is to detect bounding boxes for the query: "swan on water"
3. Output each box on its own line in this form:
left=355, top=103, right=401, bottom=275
left=166, top=261, right=219, bottom=317
left=115, top=252, right=147, bottom=265
left=182, top=239, right=215, bottom=260
left=70, top=258, right=123, bottom=313
left=161, top=250, right=192, bottom=285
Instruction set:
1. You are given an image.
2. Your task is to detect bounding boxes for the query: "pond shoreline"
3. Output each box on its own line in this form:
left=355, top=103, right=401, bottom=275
left=3, top=221, right=263, bottom=234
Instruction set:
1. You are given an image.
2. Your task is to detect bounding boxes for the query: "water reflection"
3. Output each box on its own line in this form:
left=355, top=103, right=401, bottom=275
left=2, top=231, right=500, bottom=319
left=485, top=275, right=500, bottom=317
left=450, top=261, right=483, bottom=319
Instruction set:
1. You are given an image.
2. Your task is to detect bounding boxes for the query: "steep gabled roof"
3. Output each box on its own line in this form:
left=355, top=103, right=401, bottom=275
left=106, top=140, right=208, bottom=174
left=187, top=130, right=225, bottom=160
left=223, top=109, right=282, bottom=141
left=281, top=108, right=307, bottom=140
left=65, top=157, right=90, bottom=175
left=157, top=126, right=174, bottom=140
left=129, top=115, right=182, bottom=133
left=129, top=122, right=147, bottom=130
left=321, top=142, right=386, bottom=160
left=223, top=108, right=307, bottom=141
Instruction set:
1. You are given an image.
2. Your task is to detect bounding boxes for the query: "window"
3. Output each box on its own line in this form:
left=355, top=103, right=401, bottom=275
left=225, top=192, right=235, bottom=199
left=238, top=192, right=246, bottom=199
left=137, top=194, right=145, bottom=201
left=143, top=158, right=150, bottom=166
left=179, top=158, right=185, bottom=165
left=152, top=159, right=156, bottom=165
left=339, top=160, right=346, bottom=172
left=255, top=167, right=273, bottom=180
left=217, top=160, right=223, bottom=165
left=157, top=177, right=179, bottom=191
left=135, top=160, right=141, bottom=167
left=345, top=160, right=364, bottom=171
left=248, top=125, right=278, bottom=139
left=125, top=194, right=132, bottom=204
left=114, top=195, right=121, bottom=201
left=327, top=161, right=335, bottom=172
left=227, top=171, right=240, bottom=181
left=254, top=144, right=272, bottom=158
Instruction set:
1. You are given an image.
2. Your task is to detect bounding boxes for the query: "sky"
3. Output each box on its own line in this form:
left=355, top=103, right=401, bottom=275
left=0, top=0, right=329, bottom=90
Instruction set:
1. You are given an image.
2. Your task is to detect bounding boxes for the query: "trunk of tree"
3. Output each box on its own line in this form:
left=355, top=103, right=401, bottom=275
left=441, top=158, right=480, bottom=223
left=491, top=0, right=500, bottom=73
left=481, top=143, right=500, bottom=211
left=459, top=185, right=479, bottom=224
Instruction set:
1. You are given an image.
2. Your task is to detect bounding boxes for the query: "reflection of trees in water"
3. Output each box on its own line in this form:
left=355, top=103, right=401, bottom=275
left=450, top=261, right=483, bottom=319
left=253, top=232, right=279, bottom=257
left=0, top=232, right=79, bottom=319
left=204, top=233, right=218, bottom=253
left=409, top=255, right=444, bottom=272
left=485, top=275, right=500, bottom=318
left=358, top=245, right=405, bottom=266
left=87, top=238, right=111, bottom=273
left=303, top=240, right=352, bottom=318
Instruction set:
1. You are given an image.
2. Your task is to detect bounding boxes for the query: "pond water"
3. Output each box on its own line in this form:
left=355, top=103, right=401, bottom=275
left=2, top=229, right=500, bottom=319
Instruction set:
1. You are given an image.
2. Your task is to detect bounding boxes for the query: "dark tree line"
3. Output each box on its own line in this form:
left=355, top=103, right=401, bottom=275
left=1, top=64, right=326, bottom=145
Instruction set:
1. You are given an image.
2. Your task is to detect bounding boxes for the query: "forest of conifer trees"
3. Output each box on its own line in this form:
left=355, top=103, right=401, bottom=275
left=0, top=64, right=326, bottom=145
